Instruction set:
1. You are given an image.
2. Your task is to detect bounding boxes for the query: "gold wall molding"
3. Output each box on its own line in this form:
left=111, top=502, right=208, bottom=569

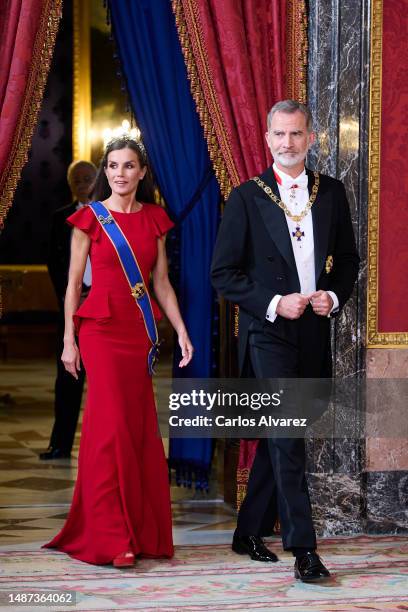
left=0, top=265, right=48, bottom=273
left=73, top=0, right=92, bottom=161
left=367, top=0, right=408, bottom=347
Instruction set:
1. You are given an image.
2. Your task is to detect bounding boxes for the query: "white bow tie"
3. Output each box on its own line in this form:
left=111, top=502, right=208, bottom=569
left=275, top=170, right=309, bottom=191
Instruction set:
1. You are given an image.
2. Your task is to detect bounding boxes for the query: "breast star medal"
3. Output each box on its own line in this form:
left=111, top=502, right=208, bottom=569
left=325, top=255, right=333, bottom=274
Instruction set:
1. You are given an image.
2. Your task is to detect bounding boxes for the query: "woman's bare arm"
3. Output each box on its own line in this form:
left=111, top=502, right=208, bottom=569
left=61, top=227, right=90, bottom=378
left=152, top=237, right=193, bottom=367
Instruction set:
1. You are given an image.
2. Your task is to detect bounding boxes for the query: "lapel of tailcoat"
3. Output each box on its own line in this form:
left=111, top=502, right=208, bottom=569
left=253, top=166, right=298, bottom=273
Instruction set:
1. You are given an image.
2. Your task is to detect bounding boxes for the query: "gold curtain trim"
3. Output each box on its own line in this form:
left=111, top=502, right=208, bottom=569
left=172, top=0, right=238, bottom=198
left=286, top=0, right=308, bottom=102
left=172, top=0, right=308, bottom=196
left=367, top=0, right=408, bottom=347
left=236, top=468, right=251, bottom=510
left=0, top=0, right=63, bottom=228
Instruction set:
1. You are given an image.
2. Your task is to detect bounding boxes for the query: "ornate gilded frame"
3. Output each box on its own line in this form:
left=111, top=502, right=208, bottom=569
left=367, top=0, right=408, bottom=347
left=72, top=0, right=92, bottom=161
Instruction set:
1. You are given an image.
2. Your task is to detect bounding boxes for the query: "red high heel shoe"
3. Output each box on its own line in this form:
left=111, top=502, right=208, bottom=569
left=113, top=551, right=135, bottom=568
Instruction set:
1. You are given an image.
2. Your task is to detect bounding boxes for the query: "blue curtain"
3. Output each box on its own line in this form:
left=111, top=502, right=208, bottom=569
left=108, top=0, right=220, bottom=490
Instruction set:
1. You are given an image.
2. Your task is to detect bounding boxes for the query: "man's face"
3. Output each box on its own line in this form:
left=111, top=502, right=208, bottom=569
left=265, top=110, right=315, bottom=169
left=69, top=165, right=96, bottom=202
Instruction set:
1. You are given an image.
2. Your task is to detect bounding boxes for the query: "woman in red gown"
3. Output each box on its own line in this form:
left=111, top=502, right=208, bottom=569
left=44, top=137, right=193, bottom=566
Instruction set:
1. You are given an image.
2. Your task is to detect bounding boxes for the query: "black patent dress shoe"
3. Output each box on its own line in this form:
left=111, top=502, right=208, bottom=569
left=294, top=552, right=330, bottom=582
left=39, top=447, right=71, bottom=460
left=232, top=533, right=279, bottom=562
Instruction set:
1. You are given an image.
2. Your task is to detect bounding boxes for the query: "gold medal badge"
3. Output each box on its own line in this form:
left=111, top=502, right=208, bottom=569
left=325, top=255, right=333, bottom=274
left=131, top=282, right=145, bottom=299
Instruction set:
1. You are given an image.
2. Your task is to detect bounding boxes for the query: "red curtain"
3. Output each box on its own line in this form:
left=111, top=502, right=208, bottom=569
left=173, top=0, right=307, bottom=196
left=0, top=0, right=62, bottom=228
left=173, top=0, right=307, bottom=507
left=173, top=0, right=286, bottom=194
left=188, top=0, right=286, bottom=183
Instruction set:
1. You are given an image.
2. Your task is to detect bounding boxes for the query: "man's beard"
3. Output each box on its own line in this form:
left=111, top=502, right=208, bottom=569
left=274, top=150, right=307, bottom=168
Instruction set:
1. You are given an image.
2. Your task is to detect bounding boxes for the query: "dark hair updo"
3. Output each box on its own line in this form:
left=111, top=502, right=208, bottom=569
left=91, top=136, right=156, bottom=203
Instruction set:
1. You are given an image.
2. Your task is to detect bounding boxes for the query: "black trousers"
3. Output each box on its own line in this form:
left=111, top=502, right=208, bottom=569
left=49, top=316, right=85, bottom=453
left=236, top=313, right=320, bottom=551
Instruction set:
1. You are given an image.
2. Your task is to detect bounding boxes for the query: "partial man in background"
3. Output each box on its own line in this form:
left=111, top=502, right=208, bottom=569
left=40, top=160, right=96, bottom=460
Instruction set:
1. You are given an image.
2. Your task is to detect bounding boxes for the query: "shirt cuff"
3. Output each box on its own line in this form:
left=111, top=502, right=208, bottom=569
left=327, top=291, right=339, bottom=317
left=266, top=295, right=282, bottom=323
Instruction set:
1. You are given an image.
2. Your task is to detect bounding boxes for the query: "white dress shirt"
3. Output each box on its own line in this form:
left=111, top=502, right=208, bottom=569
left=266, top=164, right=338, bottom=322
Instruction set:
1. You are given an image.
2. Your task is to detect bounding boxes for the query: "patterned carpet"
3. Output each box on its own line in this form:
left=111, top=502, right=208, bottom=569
left=1, top=361, right=408, bottom=610
left=0, top=536, right=407, bottom=611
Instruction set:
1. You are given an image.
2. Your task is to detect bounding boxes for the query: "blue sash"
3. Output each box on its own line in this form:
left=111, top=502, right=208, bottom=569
left=89, top=201, right=159, bottom=375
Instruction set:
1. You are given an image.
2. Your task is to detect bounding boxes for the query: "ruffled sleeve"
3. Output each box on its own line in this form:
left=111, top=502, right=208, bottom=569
left=148, top=204, right=174, bottom=237
left=66, top=205, right=101, bottom=241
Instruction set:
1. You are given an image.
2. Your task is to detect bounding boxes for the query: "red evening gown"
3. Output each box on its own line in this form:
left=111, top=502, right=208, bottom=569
left=43, top=203, right=174, bottom=565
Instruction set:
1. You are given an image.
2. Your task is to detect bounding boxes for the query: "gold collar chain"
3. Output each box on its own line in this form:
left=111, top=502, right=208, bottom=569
left=251, top=172, right=320, bottom=223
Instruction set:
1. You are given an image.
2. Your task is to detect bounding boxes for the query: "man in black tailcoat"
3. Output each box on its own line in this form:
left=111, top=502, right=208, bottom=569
left=211, top=100, right=359, bottom=582
left=40, top=161, right=96, bottom=460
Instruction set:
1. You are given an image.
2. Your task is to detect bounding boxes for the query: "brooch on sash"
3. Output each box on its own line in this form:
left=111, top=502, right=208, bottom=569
left=98, top=214, right=114, bottom=225
left=325, top=255, right=333, bottom=274
left=131, top=282, right=145, bottom=300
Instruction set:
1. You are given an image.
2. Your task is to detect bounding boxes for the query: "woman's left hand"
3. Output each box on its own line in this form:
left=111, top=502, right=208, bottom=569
left=178, top=331, right=194, bottom=367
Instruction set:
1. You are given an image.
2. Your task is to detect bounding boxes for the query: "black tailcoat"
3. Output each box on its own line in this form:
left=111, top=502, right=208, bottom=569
left=211, top=167, right=360, bottom=548
left=48, top=202, right=78, bottom=309
left=211, top=166, right=360, bottom=376
left=47, top=201, right=85, bottom=454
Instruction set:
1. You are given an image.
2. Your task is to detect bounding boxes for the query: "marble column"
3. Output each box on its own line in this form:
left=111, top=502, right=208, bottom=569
left=306, top=0, right=370, bottom=534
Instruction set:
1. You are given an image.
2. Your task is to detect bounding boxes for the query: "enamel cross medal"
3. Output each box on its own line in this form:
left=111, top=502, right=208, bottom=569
left=289, top=183, right=304, bottom=241
left=292, top=225, right=305, bottom=242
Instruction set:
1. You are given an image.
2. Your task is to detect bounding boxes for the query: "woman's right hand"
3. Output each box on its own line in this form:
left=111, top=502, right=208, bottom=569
left=61, top=340, right=81, bottom=379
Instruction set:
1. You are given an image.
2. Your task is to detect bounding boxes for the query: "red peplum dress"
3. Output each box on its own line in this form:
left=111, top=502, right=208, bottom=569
left=43, top=203, right=174, bottom=565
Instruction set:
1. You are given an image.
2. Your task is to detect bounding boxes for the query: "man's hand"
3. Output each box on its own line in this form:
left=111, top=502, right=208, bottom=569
left=309, top=290, right=333, bottom=317
left=276, top=293, right=310, bottom=320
